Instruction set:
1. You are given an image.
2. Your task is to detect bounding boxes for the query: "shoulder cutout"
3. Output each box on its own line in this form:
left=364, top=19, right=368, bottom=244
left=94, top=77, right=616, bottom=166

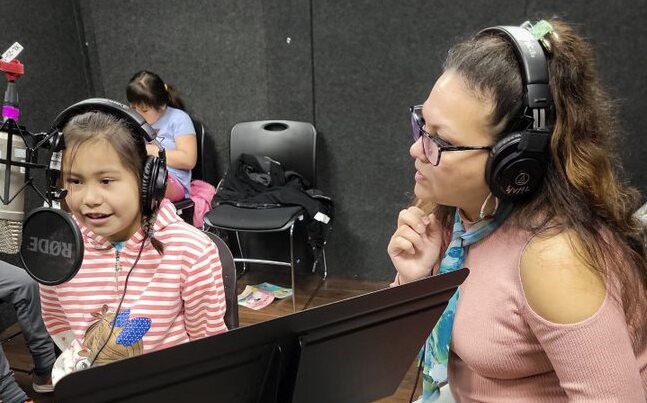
left=520, top=231, right=606, bottom=324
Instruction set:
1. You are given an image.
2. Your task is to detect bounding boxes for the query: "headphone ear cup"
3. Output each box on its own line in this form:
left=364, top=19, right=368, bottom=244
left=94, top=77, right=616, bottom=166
left=141, top=155, right=167, bottom=216
left=486, top=132, right=545, bottom=201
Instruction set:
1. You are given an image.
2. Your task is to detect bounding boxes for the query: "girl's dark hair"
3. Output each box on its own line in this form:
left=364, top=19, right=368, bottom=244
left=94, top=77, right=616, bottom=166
left=62, top=111, right=165, bottom=254
left=428, top=19, right=646, bottom=344
left=126, top=70, right=186, bottom=111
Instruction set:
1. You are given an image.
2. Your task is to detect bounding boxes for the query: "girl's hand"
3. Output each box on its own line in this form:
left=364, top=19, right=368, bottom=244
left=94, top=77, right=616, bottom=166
left=388, top=207, right=443, bottom=284
left=146, top=143, right=159, bottom=156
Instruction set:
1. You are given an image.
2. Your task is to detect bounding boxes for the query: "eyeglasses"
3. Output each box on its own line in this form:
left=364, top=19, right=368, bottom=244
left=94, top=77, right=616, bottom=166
left=410, top=105, right=492, bottom=166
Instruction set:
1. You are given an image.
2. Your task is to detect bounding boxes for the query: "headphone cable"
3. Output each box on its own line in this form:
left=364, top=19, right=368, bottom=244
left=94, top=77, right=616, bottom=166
left=89, top=234, right=148, bottom=367
left=409, top=344, right=425, bottom=403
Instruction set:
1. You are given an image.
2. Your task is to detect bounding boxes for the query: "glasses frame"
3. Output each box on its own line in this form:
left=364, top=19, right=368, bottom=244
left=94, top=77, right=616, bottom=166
left=410, top=105, right=492, bottom=166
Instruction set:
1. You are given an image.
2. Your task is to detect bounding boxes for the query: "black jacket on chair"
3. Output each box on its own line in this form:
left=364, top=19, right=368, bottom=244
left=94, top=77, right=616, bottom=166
left=213, top=153, right=333, bottom=250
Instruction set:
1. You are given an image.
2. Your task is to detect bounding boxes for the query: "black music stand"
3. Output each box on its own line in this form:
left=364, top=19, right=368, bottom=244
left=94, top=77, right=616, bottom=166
left=55, top=268, right=468, bottom=403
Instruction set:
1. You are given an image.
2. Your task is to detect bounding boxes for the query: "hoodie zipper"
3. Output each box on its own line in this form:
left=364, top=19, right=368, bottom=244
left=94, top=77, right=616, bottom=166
left=115, top=249, right=121, bottom=292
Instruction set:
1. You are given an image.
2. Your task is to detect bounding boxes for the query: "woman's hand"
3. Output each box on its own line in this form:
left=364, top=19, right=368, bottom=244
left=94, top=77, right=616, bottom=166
left=388, top=207, right=443, bottom=284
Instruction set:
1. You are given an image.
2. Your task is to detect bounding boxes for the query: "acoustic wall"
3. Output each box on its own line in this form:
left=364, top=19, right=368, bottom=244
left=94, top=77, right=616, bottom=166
left=0, top=0, right=89, bottom=330
left=312, top=0, right=647, bottom=279
left=15, top=0, right=647, bottom=280
left=311, top=1, right=528, bottom=280
left=0, top=0, right=90, bottom=131
left=79, top=0, right=314, bottom=182
left=0, top=0, right=90, bottom=269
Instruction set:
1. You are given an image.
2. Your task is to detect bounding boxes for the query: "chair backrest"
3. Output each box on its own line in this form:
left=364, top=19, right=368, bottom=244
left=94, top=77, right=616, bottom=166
left=202, top=231, right=239, bottom=329
left=192, top=118, right=222, bottom=183
left=191, top=118, right=206, bottom=181
left=229, top=120, right=317, bottom=187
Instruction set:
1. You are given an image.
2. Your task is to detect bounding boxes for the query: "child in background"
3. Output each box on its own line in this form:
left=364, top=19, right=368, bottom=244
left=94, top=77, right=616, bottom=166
left=39, top=103, right=227, bottom=384
left=127, top=70, right=197, bottom=202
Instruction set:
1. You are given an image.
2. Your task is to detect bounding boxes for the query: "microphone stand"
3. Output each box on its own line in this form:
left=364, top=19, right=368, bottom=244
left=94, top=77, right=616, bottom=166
left=0, top=119, right=50, bottom=206
left=0, top=57, right=55, bottom=207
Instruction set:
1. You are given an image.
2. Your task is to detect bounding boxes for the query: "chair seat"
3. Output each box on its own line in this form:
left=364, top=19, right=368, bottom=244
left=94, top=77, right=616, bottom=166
left=174, top=198, right=195, bottom=225
left=204, top=203, right=304, bottom=231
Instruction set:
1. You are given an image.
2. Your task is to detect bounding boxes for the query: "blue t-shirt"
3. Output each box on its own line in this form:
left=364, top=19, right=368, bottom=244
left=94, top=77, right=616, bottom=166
left=151, top=106, right=196, bottom=196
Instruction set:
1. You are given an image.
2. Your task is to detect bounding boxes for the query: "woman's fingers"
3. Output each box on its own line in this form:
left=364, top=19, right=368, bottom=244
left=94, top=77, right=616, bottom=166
left=393, top=225, right=426, bottom=252
left=389, top=208, right=444, bottom=284
left=388, top=235, right=415, bottom=256
left=397, top=207, right=430, bottom=233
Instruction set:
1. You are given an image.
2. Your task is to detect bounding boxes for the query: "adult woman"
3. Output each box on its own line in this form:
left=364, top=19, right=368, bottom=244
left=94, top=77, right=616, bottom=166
left=388, top=19, right=646, bottom=401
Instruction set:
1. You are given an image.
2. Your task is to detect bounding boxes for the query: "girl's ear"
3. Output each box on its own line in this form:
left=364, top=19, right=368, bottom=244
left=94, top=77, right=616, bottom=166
left=60, top=196, right=71, bottom=212
left=58, top=161, right=71, bottom=212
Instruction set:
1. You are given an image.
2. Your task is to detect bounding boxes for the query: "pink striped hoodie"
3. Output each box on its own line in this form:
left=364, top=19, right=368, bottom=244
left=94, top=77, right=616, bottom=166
left=40, top=199, right=227, bottom=383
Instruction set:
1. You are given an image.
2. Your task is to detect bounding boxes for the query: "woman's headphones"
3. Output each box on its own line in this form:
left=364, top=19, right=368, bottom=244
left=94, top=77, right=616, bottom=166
left=480, top=25, right=554, bottom=202
left=49, top=98, right=167, bottom=216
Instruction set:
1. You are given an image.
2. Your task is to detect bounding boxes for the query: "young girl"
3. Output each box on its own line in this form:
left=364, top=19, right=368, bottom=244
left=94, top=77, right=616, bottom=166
left=39, top=107, right=227, bottom=384
left=388, top=19, right=646, bottom=401
left=126, top=70, right=197, bottom=202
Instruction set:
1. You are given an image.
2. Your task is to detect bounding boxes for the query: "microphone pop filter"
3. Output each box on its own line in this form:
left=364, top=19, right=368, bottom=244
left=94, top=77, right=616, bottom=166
left=20, top=207, right=83, bottom=285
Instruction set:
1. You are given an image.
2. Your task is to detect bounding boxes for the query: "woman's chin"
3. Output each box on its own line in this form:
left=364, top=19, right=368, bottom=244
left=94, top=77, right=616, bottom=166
left=413, top=184, right=435, bottom=202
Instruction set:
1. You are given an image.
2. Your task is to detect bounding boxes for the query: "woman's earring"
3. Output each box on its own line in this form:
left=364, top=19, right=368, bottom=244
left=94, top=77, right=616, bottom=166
left=479, top=192, right=499, bottom=220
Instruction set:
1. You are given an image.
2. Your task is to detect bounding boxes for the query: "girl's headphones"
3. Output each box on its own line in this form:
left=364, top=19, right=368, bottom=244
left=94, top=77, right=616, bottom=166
left=49, top=98, right=167, bottom=216
left=480, top=25, right=554, bottom=202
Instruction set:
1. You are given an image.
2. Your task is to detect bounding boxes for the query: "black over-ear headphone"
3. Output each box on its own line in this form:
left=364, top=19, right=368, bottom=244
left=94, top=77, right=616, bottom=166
left=49, top=98, right=167, bottom=216
left=479, top=25, right=554, bottom=201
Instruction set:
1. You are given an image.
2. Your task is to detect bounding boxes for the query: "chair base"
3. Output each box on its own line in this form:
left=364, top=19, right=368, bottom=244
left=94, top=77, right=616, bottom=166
left=227, top=227, right=328, bottom=312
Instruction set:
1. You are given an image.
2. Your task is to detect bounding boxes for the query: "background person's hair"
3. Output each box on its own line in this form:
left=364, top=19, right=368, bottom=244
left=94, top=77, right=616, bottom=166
left=126, top=70, right=186, bottom=111
left=62, top=111, right=165, bottom=254
left=422, top=19, right=646, bottom=345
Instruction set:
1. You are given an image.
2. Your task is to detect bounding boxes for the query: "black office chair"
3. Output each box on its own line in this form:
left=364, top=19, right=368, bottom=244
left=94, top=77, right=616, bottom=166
left=191, top=118, right=221, bottom=184
left=203, top=120, right=327, bottom=311
left=202, top=231, right=239, bottom=329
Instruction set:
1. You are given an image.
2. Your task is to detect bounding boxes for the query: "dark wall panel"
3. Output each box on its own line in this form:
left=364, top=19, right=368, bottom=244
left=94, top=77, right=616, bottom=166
left=81, top=0, right=313, bottom=180
left=15, top=1, right=643, bottom=281
left=0, top=0, right=90, bottom=132
left=312, top=0, right=647, bottom=279
left=0, top=0, right=89, bottom=268
left=312, top=1, right=525, bottom=279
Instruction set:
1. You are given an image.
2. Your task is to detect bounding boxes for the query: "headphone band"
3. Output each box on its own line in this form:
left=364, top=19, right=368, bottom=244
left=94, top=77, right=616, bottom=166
left=480, top=22, right=556, bottom=202
left=52, top=98, right=158, bottom=142
left=478, top=25, right=554, bottom=131
left=47, top=98, right=167, bottom=213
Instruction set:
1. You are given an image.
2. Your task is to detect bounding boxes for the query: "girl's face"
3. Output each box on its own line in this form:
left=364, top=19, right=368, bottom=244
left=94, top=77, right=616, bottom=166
left=64, top=139, right=142, bottom=242
left=131, top=103, right=164, bottom=125
left=411, top=70, right=496, bottom=220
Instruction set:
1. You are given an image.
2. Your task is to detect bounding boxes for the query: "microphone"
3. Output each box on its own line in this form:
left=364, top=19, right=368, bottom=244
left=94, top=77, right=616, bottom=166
left=0, top=128, right=27, bottom=254
left=16, top=132, right=84, bottom=283
left=0, top=49, right=26, bottom=254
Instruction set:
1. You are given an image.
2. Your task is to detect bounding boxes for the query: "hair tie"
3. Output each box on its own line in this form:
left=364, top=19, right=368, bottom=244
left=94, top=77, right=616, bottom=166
left=146, top=229, right=156, bottom=240
left=521, top=20, right=558, bottom=53
left=163, top=83, right=169, bottom=92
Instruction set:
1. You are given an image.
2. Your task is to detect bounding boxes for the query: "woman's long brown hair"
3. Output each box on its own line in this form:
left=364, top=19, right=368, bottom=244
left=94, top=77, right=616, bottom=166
left=422, top=19, right=646, bottom=344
